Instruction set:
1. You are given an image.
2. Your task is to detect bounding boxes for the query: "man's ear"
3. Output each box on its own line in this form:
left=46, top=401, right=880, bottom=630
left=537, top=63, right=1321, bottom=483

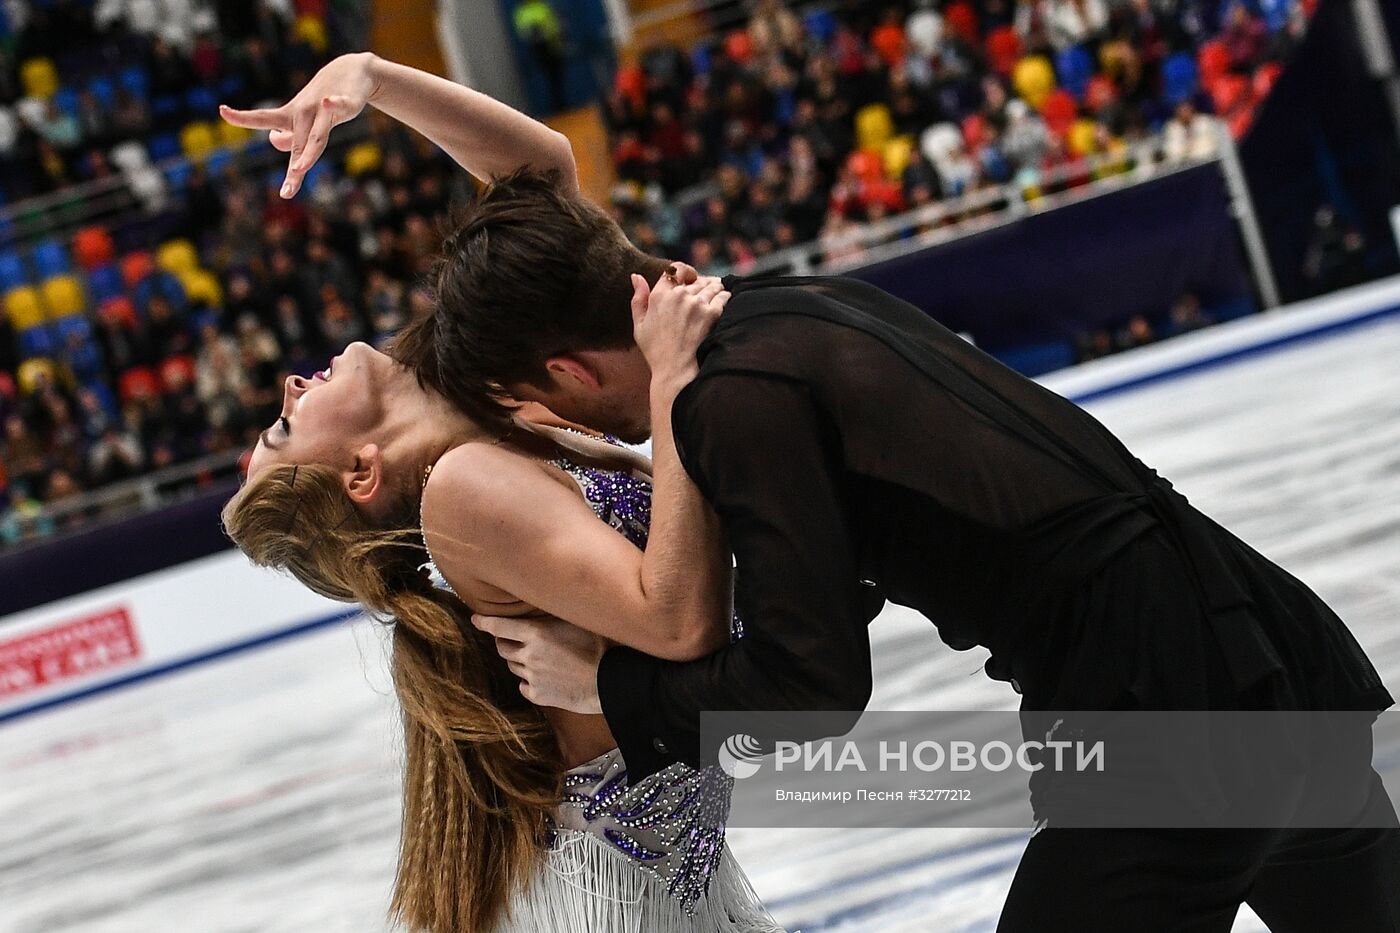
left=544, top=354, right=603, bottom=391
left=345, top=443, right=383, bottom=506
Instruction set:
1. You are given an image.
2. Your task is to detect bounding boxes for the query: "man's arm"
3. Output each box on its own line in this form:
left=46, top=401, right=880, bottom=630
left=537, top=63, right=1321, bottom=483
left=598, top=372, right=878, bottom=778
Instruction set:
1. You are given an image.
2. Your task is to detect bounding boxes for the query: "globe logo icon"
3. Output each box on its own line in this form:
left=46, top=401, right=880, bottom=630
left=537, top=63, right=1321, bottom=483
left=718, top=733, right=765, bottom=779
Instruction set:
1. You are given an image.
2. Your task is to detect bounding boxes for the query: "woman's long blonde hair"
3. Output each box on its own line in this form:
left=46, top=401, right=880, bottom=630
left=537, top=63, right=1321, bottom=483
left=222, top=462, right=562, bottom=932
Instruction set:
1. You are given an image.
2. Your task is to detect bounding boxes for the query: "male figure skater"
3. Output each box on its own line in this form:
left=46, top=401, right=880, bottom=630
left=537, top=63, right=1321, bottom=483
left=395, top=169, right=1399, bottom=931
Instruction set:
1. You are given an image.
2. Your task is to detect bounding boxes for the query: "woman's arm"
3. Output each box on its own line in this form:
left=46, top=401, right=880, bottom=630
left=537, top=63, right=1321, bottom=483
left=220, top=52, right=577, bottom=198
left=422, top=276, right=732, bottom=663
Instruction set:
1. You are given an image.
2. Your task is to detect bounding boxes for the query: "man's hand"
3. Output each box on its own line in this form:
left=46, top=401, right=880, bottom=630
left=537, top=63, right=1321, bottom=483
left=471, top=613, right=607, bottom=714
left=631, top=266, right=731, bottom=394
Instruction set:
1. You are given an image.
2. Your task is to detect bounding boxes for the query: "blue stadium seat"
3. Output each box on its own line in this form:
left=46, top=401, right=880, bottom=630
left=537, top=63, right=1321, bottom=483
left=152, top=94, right=184, bottom=122
left=0, top=250, right=26, bottom=290
left=186, top=85, right=218, bottom=117
left=218, top=74, right=245, bottom=101
left=118, top=66, right=150, bottom=100
left=18, top=324, right=55, bottom=359
left=148, top=132, right=181, bottom=162
left=31, top=239, right=69, bottom=278
left=1055, top=46, right=1095, bottom=98
left=88, top=75, right=116, bottom=109
left=205, top=148, right=234, bottom=176
left=691, top=43, right=711, bottom=77
left=134, top=269, right=187, bottom=314
left=164, top=160, right=193, bottom=190
left=85, top=379, right=118, bottom=418
left=86, top=264, right=124, bottom=301
left=52, top=87, right=80, bottom=118
left=1163, top=53, right=1199, bottom=106
left=804, top=9, right=837, bottom=44
left=53, top=313, right=92, bottom=342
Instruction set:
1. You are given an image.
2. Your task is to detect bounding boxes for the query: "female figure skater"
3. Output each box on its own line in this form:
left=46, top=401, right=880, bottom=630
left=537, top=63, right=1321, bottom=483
left=220, top=56, right=784, bottom=933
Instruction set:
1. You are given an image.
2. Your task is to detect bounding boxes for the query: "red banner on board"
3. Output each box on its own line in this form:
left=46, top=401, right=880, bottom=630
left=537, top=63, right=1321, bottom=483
left=0, top=607, right=142, bottom=697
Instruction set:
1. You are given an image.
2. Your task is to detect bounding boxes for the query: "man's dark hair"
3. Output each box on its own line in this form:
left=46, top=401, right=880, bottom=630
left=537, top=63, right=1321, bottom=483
left=391, top=168, right=670, bottom=425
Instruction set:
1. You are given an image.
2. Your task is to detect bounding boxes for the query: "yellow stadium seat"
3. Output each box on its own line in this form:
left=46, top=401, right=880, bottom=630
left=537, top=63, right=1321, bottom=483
left=295, top=15, right=329, bottom=54
left=344, top=141, right=382, bottom=177
left=20, top=58, right=59, bottom=99
left=855, top=103, right=895, bottom=153
left=17, top=357, right=57, bottom=394
left=178, top=269, right=223, bottom=308
left=156, top=239, right=200, bottom=276
left=4, top=286, right=46, bottom=330
left=39, top=275, right=85, bottom=319
left=179, top=122, right=219, bottom=160
left=883, top=135, right=915, bottom=179
left=1068, top=118, right=1099, bottom=157
left=1012, top=55, right=1056, bottom=110
left=217, top=120, right=253, bottom=148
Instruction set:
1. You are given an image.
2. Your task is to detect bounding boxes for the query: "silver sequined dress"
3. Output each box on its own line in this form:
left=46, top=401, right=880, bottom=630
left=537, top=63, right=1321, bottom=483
left=422, top=440, right=786, bottom=933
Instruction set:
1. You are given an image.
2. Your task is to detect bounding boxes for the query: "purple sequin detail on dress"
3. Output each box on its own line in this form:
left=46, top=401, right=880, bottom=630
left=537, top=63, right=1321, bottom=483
left=550, top=436, right=744, bottom=911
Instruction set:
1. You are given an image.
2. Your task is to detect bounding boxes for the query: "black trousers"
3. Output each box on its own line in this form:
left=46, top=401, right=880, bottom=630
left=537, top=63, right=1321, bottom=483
left=997, top=776, right=1400, bottom=932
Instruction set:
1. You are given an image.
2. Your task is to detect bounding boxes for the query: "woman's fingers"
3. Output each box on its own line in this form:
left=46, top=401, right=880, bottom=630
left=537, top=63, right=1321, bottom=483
left=290, top=99, right=337, bottom=181
left=218, top=103, right=289, bottom=130
left=268, top=128, right=294, bottom=152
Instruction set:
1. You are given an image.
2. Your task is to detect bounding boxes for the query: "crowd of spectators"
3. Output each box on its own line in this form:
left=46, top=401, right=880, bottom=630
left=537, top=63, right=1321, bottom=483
left=0, top=0, right=1321, bottom=547
left=0, top=0, right=465, bottom=545
left=603, top=0, right=1311, bottom=275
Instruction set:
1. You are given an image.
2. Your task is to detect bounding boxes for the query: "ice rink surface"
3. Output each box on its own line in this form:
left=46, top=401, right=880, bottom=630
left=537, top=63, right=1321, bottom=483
left=4, top=312, right=1399, bottom=933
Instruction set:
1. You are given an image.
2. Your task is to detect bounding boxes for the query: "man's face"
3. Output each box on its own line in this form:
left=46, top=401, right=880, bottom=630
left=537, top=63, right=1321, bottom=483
left=516, top=345, right=655, bottom=444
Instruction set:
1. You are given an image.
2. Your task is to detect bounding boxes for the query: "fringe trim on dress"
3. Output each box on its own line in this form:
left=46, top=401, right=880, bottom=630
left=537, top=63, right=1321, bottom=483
left=492, top=830, right=789, bottom=933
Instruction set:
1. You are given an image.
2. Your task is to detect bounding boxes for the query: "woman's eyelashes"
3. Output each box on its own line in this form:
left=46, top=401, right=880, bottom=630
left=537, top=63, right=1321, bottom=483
left=280, top=415, right=291, bottom=436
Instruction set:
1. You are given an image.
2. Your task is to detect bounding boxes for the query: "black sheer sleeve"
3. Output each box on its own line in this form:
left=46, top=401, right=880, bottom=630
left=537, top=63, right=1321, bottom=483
left=597, top=372, right=879, bottom=778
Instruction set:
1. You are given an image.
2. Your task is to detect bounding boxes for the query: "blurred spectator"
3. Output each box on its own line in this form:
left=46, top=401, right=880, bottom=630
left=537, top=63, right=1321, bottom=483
left=1302, top=205, right=1367, bottom=297
left=1164, top=101, right=1217, bottom=162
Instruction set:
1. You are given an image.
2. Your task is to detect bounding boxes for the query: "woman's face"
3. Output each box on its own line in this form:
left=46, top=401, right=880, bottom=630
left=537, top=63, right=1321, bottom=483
left=245, top=342, right=395, bottom=480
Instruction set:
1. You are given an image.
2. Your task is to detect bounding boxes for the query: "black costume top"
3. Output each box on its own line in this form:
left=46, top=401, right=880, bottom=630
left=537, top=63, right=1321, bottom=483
left=597, top=274, right=1393, bottom=780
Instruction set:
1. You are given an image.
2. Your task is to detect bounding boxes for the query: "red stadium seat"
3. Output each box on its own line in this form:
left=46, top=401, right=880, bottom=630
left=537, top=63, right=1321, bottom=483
left=121, top=251, right=154, bottom=288
left=118, top=366, right=160, bottom=403
left=985, top=27, right=1023, bottom=75
left=846, top=148, right=886, bottom=184
left=1039, top=89, right=1079, bottom=137
left=72, top=226, right=116, bottom=271
left=1198, top=41, right=1230, bottom=80
left=1084, top=75, right=1119, bottom=112
left=99, top=296, right=139, bottom=328
left=158, top=354, right=197, bottom=391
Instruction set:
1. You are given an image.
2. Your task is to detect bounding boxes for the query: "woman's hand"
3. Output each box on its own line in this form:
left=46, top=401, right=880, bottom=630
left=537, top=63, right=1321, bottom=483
left=220, top=52, right=381, bottom=199
left=631, top=267, right=731, bottom=396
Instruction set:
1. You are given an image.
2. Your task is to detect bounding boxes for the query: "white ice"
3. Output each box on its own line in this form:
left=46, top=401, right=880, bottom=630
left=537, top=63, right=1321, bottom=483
left=4, top=314, right=1399, bottom=933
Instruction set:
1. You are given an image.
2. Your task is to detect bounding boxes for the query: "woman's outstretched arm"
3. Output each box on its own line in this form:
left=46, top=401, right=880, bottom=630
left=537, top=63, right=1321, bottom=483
left=220, top=52, right=577, bottom=198
left=421, top=275, right=733, bottom=664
